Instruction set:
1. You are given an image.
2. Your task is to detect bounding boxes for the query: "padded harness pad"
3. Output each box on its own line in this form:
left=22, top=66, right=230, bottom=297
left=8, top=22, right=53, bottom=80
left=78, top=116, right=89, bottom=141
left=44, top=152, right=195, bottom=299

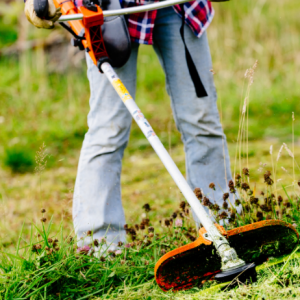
left=101, top=0, right=131, bottom=68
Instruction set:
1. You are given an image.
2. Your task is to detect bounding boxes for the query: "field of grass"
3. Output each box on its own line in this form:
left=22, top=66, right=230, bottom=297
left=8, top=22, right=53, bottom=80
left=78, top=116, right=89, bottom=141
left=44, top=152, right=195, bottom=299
left=1, top=0, right=300, bottom=298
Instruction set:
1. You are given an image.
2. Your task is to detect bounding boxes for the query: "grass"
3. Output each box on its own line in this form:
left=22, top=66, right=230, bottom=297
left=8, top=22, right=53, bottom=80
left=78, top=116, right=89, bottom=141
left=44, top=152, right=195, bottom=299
left=1, top=140, right=300, bottom=298
left=1, top=140, right=300, bottom=248
left=1, top=0, right=300, bottom=298
left=1, top=164, right=300, bottom=299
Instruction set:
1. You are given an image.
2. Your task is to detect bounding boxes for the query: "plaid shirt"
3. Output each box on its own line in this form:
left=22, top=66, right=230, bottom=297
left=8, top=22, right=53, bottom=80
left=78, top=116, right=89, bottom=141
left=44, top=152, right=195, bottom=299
left=75, top=0, right=213, bottom=45
left=120, top=0, right=214, bottom=45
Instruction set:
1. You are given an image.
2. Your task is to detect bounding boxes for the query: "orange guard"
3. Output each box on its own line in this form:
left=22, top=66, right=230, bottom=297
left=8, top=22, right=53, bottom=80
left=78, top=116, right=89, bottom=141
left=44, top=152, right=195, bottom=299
left=155, top=220, right=299, bottom=291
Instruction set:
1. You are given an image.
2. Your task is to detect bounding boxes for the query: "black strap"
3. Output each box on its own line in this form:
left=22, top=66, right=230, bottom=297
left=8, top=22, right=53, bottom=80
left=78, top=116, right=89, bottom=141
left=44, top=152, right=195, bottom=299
left=180, top=4, right=208, bottom=98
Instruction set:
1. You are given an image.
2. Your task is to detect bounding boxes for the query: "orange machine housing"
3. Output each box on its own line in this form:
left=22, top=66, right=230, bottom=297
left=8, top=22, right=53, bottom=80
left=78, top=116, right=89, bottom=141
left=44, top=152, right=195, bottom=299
left=53, top=0, right=108, bottom=66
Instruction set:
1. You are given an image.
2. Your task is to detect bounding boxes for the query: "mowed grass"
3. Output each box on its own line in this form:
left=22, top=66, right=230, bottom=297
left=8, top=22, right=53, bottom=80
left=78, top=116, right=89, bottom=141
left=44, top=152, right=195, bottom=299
left=1, top=136, right=300, bottom=244
left=1, top=0, right=300, bottom=298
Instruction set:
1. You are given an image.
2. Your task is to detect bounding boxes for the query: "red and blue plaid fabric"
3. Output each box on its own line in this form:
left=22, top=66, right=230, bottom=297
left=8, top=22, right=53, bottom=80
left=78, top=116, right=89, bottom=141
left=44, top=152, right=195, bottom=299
left=75, top=0, right=214, bottom=44
left=120, top=0, right=214, bottom=45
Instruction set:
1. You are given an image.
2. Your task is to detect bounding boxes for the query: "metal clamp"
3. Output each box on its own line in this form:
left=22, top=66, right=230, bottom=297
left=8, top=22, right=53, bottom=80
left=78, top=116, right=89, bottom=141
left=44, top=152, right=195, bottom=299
left=203, top=232, right=213, bottom=242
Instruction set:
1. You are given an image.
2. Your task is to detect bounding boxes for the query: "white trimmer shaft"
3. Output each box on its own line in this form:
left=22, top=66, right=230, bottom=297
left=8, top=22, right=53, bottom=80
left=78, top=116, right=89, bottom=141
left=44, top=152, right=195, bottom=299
left=101, top=62, right=245, bottom=272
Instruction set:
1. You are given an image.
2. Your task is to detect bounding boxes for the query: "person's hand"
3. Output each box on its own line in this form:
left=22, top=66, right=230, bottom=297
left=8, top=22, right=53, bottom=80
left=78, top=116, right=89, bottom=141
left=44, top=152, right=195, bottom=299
left=25, top=0, right=62, bottom=29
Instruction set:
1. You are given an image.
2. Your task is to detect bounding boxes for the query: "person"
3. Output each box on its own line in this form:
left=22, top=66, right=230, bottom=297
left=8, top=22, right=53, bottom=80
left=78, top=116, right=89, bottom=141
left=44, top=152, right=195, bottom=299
left=25, top=0, right=233, bottom=250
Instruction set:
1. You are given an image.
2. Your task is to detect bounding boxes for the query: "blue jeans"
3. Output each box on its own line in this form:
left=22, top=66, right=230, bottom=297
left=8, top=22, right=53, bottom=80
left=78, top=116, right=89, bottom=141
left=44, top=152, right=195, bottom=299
left=73, top=7, right=233, bottom=247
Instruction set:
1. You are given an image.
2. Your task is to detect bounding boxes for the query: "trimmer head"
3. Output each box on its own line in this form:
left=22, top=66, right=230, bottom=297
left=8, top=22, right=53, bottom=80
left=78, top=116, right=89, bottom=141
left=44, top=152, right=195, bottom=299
left=214, top=263, right=257, bottom=286
left=155, top=220, right=298, bottom=291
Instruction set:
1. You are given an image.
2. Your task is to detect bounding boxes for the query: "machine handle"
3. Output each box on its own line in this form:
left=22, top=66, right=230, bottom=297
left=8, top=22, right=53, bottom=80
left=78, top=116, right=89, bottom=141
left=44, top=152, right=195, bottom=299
left=34, top=0, right=49, bottom=19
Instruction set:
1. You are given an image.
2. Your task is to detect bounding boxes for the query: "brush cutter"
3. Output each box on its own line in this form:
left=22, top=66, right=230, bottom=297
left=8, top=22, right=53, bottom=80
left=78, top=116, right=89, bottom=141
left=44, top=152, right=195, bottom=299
left=33, top=0, right=299, bottom=291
